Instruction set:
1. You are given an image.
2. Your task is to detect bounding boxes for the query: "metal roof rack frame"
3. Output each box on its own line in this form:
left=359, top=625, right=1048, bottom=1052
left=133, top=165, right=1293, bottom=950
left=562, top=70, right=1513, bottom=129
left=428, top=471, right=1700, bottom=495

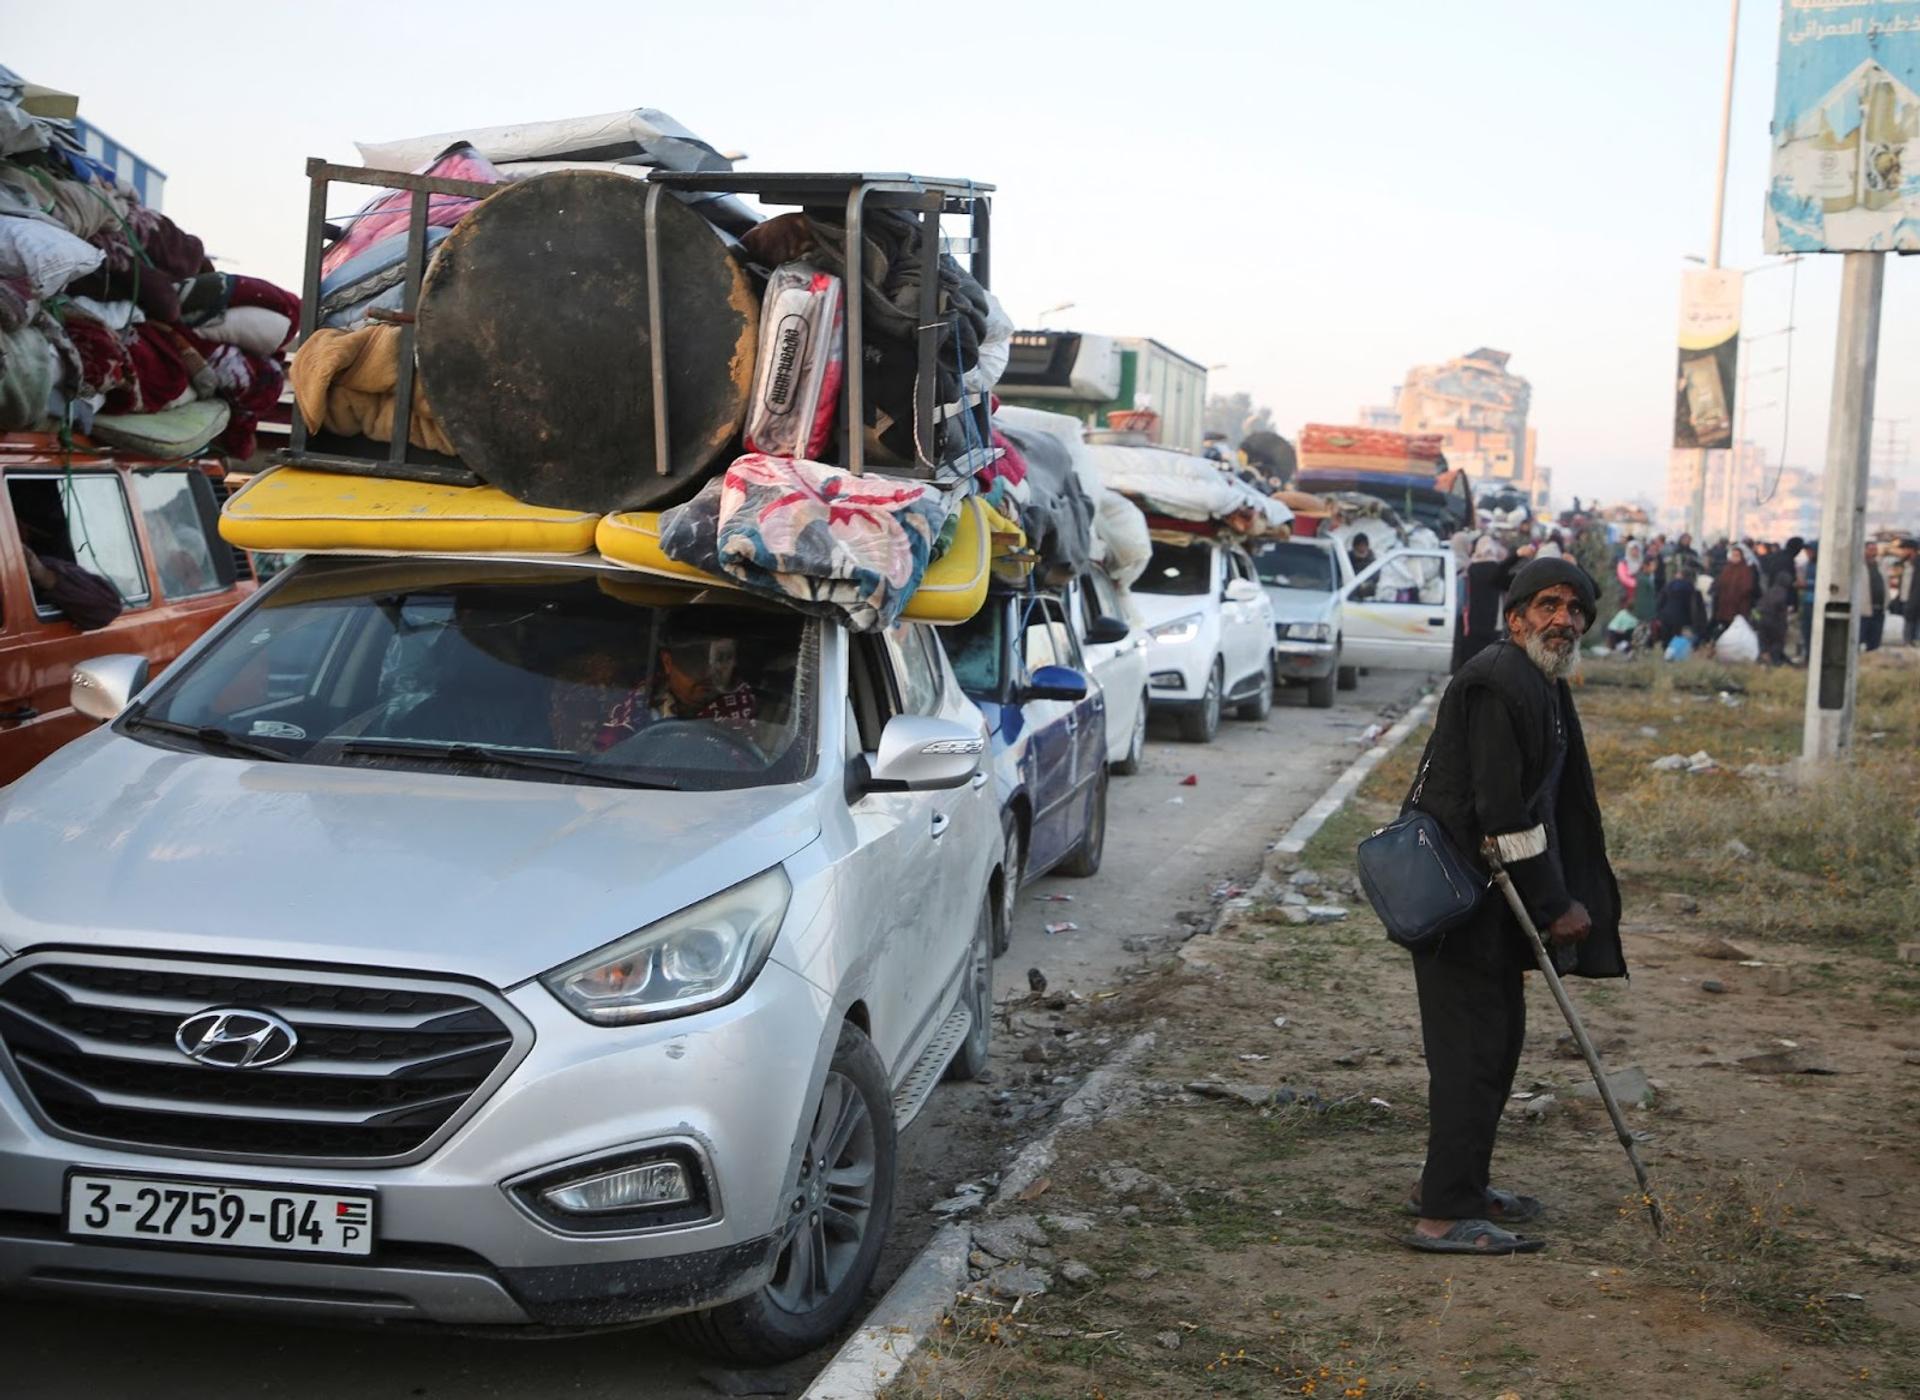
left=283, top=160, right=994, bottom=488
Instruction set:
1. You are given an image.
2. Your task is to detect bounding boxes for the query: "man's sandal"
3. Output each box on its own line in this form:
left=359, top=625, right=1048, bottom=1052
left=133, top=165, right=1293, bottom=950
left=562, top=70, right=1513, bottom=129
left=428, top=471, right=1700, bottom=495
left=1400, top=1219, right=1546, bottom=1255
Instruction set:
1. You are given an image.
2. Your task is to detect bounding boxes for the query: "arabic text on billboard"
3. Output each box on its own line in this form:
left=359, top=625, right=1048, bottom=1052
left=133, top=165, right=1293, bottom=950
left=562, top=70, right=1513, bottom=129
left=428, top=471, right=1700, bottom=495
left=1766, top=0, right=1920, bottom=252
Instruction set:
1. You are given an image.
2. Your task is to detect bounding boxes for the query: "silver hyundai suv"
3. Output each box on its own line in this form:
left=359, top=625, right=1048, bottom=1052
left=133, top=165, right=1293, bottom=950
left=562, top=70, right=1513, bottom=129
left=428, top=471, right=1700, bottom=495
left=0, top=555, right=1002, bottom=1362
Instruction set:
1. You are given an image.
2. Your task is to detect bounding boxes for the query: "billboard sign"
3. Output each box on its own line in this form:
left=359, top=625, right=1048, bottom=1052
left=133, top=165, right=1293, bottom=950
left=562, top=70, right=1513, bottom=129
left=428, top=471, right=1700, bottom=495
left=1766, top=1, right=1920, bottom=252
left=1674, top=269, right=1743, bottom=450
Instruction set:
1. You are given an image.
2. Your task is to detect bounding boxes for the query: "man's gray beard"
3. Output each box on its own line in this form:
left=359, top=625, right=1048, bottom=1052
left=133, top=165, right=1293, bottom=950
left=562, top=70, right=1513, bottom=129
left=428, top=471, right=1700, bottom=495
left=1522, top=632, right=1579, bottom=680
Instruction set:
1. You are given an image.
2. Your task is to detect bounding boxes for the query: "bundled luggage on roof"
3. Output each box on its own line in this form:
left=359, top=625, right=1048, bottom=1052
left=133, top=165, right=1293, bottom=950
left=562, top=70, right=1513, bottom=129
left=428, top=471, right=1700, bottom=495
left=224, top=107, right=1028, bottom=629
left=0, top=68, right=302, bottom=462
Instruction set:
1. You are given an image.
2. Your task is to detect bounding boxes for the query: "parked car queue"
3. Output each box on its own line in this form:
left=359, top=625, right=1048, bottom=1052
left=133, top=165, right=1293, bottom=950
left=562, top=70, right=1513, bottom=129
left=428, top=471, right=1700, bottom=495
left=0, top=527, right=1457, bottom=1367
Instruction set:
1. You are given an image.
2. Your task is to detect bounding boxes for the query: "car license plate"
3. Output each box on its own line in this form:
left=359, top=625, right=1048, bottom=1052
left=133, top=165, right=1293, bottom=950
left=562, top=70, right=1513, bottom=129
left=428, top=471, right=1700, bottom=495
left=65, top=1173, right=375, bottom=1256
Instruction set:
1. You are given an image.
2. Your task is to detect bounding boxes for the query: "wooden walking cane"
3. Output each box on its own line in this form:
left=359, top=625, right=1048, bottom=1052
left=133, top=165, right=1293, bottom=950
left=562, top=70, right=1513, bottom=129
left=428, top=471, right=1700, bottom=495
left=1484, top=850, right=1665, bottom=1238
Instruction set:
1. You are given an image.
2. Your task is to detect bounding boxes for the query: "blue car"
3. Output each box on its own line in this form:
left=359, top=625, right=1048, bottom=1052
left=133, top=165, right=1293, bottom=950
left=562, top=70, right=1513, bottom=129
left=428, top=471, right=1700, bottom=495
left=941, top=587, right=1114, bottom=954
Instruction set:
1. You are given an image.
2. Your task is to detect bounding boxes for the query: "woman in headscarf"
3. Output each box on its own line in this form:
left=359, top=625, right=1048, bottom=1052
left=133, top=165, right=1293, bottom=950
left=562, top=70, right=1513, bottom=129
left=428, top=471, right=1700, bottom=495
left=1710, top=544, right=1759, bottom=640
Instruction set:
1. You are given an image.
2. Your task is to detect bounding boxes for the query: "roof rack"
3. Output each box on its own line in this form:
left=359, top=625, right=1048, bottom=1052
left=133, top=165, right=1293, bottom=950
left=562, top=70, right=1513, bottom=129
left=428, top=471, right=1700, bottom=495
left=284, top=160, right=994, bottom=489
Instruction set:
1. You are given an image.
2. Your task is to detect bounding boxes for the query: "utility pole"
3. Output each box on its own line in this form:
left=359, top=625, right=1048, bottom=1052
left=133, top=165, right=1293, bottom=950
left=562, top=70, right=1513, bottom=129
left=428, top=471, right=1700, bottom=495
left=1688, top=0, right=1742, bottom=541
left=1801, top=252, right=1885, bottom=767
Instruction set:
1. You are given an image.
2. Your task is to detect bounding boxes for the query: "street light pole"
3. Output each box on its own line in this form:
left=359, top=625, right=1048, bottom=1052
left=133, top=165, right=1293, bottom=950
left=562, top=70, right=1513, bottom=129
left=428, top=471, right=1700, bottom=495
left=1688, top=0, right=1743, bottom=541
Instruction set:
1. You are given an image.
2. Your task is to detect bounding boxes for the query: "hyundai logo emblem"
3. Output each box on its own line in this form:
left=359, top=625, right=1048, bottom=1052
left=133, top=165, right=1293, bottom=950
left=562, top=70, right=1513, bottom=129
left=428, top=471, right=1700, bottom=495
left=174, top=1008, right=299, bottom=1069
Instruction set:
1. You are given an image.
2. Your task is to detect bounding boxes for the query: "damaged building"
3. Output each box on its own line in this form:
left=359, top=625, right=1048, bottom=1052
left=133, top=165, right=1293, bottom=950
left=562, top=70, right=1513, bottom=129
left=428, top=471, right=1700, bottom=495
left=1396, top=348, right=1548, bottom=513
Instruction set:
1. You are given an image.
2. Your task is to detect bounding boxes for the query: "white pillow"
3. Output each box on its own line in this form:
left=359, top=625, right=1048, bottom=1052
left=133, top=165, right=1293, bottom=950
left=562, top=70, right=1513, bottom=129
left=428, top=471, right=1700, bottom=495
left=195, top=305, right=292, bottom=357
left=0, top=216, right=105, bottom=298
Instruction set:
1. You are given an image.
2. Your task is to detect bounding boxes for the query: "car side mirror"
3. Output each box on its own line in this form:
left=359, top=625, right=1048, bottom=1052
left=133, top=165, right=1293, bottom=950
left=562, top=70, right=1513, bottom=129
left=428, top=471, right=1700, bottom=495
left=1085, top=615, right=1130, bottom=646
left=1022, top=664, right=1089, bottom=703
left=71, top=654, right=150, bottom=723
left=864, top=715, right=984, bottom=792
left=1224, top=578, right=1262, bottom=604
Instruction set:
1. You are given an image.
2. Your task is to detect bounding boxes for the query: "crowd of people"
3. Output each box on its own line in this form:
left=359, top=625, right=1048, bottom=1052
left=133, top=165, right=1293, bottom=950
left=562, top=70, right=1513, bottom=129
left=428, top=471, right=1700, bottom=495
left=1455, top=522, right=1920, bottom=668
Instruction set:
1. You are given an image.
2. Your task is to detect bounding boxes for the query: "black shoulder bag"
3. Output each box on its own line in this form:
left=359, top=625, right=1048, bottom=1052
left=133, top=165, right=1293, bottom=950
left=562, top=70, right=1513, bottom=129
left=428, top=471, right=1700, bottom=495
left=1354, top=754, right=1486, bottom=954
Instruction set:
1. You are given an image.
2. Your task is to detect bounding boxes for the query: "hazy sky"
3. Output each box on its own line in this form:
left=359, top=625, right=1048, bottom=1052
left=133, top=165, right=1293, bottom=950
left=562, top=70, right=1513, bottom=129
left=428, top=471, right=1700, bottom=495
left=11, top=0, right=1916, bottom=505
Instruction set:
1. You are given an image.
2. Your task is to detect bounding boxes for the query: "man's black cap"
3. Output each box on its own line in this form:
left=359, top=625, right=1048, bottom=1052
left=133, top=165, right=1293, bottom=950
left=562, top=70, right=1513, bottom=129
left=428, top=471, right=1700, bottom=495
left=1504, top=556, right=1597, bottom=629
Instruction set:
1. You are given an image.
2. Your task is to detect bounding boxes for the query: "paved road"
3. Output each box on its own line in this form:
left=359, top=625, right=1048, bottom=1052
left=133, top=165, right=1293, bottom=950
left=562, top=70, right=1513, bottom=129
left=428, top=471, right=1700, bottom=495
left=5, top=670, right=1430, bottom=1400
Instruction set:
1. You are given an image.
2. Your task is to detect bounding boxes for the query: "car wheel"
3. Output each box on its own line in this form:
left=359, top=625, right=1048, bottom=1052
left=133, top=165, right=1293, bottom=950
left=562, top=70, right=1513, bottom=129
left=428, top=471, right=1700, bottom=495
left=1336, top=661, right=1358, bottom=691
left=1307, top=671, right=1335, bottom=708
left=1234, top=662, right=1273, bottom=721
left=1177, top=660, right=1222, bottom=743
left=1110, top=691, right=1148, bottom=776
left=994, top=814, right=1023, bottom=956
left=1058, top=770, right=1107, bottom=877
left=945, top=897, right=994, bottom=1081
left=672, top=1021, right=896, bottom=1364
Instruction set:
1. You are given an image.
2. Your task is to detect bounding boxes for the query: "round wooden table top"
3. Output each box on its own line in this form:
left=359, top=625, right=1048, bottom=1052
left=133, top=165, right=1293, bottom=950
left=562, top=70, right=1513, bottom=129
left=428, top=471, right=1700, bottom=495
left=418, top=170, right=759, bottom=513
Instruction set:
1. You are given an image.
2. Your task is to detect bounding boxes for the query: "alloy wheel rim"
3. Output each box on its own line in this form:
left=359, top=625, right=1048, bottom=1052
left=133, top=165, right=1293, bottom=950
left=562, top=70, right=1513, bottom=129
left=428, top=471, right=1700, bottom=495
left=964, top=907, right=991, bottom=1053
left=1001, top=829, right=1021, bottom=933
left=767, top=1070, right=876, bottom=1316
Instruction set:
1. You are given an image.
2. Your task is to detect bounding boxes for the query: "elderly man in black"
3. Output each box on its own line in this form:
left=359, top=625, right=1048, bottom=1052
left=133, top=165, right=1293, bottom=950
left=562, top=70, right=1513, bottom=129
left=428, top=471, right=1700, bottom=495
left=1399, top=557, right=1625, bottom=1254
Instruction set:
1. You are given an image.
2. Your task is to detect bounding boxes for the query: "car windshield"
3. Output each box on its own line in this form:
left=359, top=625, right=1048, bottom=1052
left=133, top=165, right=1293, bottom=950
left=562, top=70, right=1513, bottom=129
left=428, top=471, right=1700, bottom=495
left=130, top=559, right=818, bottom=791
left=942, top=599, right=1005, bottom=696
left=1135, top=542, right=1212, bottom=596
left=1251, top=541, right=1337, bottom=591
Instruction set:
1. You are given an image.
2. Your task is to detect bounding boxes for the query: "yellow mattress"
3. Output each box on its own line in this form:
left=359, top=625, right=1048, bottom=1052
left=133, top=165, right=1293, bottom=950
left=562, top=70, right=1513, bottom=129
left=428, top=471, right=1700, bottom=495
left=219, top=466, right=601, bottom=556
left=596, top=493, right=991, bottom=624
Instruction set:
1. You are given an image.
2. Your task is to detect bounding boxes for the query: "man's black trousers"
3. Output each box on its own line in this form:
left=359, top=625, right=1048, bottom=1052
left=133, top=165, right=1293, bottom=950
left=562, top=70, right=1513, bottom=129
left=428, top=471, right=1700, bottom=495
left=1412, top=952, right=1526, bottom=1219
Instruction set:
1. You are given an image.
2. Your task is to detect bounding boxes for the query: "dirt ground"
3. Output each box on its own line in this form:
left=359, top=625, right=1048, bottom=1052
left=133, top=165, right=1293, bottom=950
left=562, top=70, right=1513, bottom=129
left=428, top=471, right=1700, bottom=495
left=885, top=653, right=1920, bottom=1399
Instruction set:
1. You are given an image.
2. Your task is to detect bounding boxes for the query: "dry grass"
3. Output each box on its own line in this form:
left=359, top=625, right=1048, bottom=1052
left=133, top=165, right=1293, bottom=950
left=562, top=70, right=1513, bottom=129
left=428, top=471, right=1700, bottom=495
left=1617, top=1172, right=1882, bottom=1346
left=1577, top=653, right=1920, bottom=948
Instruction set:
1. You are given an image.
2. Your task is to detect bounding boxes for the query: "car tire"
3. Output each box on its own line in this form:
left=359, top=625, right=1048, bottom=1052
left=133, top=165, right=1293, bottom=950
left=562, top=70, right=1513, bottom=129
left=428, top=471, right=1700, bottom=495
left=1058, top=770, right=1107, bottom=877
left=1177, top=660, right=1222, bottom=743
left=1336, top=662, right=1358, bottom=691
left=672, top=1021, right=897, bottom=1365
left=1234, top=663, right=1273, bottom=721
left=1307, top=671, right=1335, bottom=708
left=945, top=896, right=994, bottom=1081
left=994, top=814, right=1023, bottom=956
left=1110, top=691, right=1148, bottom=776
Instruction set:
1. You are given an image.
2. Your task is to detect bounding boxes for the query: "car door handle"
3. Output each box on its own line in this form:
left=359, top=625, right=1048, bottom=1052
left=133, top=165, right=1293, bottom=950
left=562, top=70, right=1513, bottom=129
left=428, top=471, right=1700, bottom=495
left=0, top=702, right=37, bottom=723
left=1427, top=617, right=1446, bottom=627
left=930, top=811, right=951, bottom=839
left=970, top=771, right=989, bottom=790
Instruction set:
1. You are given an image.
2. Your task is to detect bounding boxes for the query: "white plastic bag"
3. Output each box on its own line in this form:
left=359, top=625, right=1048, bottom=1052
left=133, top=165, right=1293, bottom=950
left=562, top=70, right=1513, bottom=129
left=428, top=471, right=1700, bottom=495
left=1096, top=488, right=1151, bottom=590
left=1716, top=614, right=1759, bottom=664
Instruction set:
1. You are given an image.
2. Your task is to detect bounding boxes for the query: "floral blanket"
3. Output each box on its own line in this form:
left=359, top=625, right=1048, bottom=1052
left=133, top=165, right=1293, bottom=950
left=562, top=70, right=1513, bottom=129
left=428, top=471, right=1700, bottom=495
left=658, top=455, right=948, bottom=631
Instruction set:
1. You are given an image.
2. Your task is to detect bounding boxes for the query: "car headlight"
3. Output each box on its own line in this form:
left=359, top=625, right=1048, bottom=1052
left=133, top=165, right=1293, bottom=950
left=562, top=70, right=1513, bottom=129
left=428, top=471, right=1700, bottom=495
left=1149, top=613, right=1203, bottom=644
left=542, top=867, right=792, bottom=1026
left=1279, top=622, right=1334, bottom=642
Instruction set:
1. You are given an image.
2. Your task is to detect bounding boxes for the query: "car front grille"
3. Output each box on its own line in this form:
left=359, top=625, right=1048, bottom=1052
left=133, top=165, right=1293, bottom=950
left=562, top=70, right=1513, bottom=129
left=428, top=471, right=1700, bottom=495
left=0, top=955, right=528, bottom=1164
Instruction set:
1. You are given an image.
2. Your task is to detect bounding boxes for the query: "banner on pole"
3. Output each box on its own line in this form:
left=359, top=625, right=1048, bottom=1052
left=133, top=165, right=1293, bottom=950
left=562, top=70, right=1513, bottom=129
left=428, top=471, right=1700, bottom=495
left=1674, top=269, right=1743, bottom=450
left=1766, top=1, right=1920, bottom=252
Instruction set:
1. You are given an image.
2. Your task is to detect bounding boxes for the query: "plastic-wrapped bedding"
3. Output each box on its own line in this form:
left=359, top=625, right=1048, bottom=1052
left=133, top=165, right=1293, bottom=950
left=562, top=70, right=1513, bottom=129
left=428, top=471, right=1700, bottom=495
left=321, top=146, right=500, bottom=279
left=743, top=263, right=844, bottom=461
left=1084, top=443, right=1292, bottom=535
left=356, top=109, right=738, bottom=176
left=318, top=225, right=454, bottom=329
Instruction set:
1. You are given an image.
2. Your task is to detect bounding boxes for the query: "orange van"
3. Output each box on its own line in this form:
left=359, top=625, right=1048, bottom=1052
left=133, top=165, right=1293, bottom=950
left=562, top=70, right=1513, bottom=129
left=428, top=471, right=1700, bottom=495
left=0, top=433, right=255, bottom=785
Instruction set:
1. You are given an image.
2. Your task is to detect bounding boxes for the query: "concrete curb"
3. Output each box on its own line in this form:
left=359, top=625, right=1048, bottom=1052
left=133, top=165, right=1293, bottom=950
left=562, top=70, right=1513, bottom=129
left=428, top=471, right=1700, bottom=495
left=800, top=1032, right=1156, bottom=1400
left=803, top=686, right=1433, bottom=1399
left=1269, top=688, right=1440, bottom=862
